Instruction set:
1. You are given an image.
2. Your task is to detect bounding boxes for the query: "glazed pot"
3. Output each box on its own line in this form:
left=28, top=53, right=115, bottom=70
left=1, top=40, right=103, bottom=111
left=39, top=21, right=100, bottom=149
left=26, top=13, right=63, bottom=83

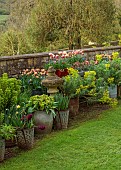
left=33, top=111, right=53, bottom=135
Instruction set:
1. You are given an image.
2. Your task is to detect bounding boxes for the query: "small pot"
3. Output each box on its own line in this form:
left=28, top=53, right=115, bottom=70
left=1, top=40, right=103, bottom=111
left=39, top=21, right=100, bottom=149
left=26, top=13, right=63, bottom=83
left=55, top=110, right=69, bottom=129
left=0, top=139, right=5, bottom=162
left=16, top=127, right=34, bottom=150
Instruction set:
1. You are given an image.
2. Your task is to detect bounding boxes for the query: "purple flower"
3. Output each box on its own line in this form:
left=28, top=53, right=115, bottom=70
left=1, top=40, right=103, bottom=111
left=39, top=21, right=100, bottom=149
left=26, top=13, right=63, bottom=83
left=27, top=114, right=33, bottom=120
left=38, top=125, right=45, bottom=130
left=21, top=114, right=33, bottom=121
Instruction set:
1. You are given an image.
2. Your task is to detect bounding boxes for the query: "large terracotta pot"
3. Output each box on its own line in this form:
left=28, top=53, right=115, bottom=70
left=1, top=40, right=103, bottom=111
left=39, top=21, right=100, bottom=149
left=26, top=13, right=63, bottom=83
left=33, top=111, right=53, bottom=135
left=55, top=110, right=69, bottom=130
left=0, top=139, right=5, bottom=162
left=69, top=96, right=79, bottom=117
left=117, top=85, right=121, bottom=98
left=16, top=127, right=34, bottom=150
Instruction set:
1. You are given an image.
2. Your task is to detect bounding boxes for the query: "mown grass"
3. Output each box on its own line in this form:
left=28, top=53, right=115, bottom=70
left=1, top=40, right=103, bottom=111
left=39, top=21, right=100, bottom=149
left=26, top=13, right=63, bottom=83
left=1, top=105, right=121, bottom=170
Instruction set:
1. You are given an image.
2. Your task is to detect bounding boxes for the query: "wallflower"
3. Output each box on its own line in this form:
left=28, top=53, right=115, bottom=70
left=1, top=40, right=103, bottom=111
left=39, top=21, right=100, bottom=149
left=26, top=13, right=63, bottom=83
left=96, top=54, right=102, bottom=61
left=105, top=64, right=110, bottom=69
left=84, top=71, right=96, bottom=79
left=68, top=67, right=78, bottom=76
left=112, top=52, right=119, bottom=60
left=16, top=105, right=20, bottom=109
left=64, top=75, right=71, bottom=82
left=108, top=77, right=114, bottom=84
left=76, top=88, right=81, bottom=95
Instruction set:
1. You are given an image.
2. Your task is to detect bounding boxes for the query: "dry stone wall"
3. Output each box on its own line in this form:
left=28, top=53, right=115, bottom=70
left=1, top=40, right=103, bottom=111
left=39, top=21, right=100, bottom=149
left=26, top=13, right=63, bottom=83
left=0, top=46, right=121, bottom=77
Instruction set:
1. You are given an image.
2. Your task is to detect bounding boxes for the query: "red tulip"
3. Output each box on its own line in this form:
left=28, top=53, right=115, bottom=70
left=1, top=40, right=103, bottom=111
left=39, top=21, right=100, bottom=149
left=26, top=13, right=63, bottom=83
left=55, top=70, right=62, bottom=78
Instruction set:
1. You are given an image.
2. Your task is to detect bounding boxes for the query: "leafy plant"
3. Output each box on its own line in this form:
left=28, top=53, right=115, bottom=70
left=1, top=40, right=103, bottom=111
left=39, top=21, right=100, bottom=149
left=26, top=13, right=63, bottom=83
left=26, top=94, right=58, bottom=118
left=60, top=68, right=81, bottom=98
left=17, top=89, right=31, bottom=105
left=19, top=68, right=47, bottom=94
left=8, top=104, right=34, bottom=130
left=0, top=124, right=16, bottom=140
left=54, top=93, right=70, bottom=111
left=98, top=89, right=118, bottom=107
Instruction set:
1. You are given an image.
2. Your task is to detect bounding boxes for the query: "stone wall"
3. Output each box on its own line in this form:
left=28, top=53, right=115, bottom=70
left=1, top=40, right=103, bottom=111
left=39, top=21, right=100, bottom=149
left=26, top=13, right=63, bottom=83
left=0, top=46, right=121, bottom=77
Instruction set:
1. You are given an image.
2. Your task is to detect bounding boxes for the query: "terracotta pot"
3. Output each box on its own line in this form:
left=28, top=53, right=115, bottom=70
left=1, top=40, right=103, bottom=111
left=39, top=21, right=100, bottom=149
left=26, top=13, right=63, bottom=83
left=55, top=110, right=69, bottom=130
left=0, top=139, right=5, bottom=162
left=69, top=96, right=79, bottom=117
left=16, top=128, right=34, bottom=150
left=34, top=111, right=53, bottom=135
left=117, top=85, right=121, bottom=98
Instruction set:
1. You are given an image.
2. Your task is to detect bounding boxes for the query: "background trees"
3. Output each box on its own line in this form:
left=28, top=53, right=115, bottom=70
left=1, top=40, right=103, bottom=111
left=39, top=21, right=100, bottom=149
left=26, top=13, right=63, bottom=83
left=0, top=0, right=120, bottom=55
left=27, top=0, right=116, bottom=50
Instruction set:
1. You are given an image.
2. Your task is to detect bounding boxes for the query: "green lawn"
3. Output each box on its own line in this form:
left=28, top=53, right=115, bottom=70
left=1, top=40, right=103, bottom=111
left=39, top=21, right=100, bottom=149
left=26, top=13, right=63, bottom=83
left=1, top=105, right=121, bottom=170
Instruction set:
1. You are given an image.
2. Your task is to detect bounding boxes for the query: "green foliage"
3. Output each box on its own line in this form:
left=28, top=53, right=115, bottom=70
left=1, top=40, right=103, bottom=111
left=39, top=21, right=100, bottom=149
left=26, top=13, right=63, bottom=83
left=0, top=124, right=16, bottom=140
left=0, top=73, right=21, bottom=112
left=17, top=90, right=31, bottom=106
left=0, top=113, right=4, bottom=125
left=54, top=93, right=70, bottom=111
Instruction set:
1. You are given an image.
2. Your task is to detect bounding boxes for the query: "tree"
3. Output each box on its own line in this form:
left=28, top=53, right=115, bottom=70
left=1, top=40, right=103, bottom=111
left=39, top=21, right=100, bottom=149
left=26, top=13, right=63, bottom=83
left=26, top=0, right=116, bottom=50
left=0, top=0, right=118, bottom=56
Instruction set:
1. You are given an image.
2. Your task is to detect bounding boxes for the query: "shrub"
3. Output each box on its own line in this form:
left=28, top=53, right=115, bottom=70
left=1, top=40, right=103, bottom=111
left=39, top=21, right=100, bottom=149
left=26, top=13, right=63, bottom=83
left=0, top=73, right=21, bottom=112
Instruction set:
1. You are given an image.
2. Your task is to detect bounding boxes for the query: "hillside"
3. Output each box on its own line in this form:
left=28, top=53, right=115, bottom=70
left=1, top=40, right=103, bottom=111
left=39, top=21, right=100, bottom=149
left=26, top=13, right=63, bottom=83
left=0, top=0, right=10, bottom=15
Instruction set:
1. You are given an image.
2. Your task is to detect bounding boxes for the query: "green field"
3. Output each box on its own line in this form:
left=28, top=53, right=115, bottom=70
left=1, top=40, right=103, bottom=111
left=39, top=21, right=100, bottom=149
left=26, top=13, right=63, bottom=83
left=0, top=15, right=9, bottom=24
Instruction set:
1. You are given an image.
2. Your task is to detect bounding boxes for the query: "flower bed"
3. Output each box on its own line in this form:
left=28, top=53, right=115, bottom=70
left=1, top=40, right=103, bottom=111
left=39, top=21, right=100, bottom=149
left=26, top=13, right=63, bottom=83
left=0, top=49, right=121, bottom=162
